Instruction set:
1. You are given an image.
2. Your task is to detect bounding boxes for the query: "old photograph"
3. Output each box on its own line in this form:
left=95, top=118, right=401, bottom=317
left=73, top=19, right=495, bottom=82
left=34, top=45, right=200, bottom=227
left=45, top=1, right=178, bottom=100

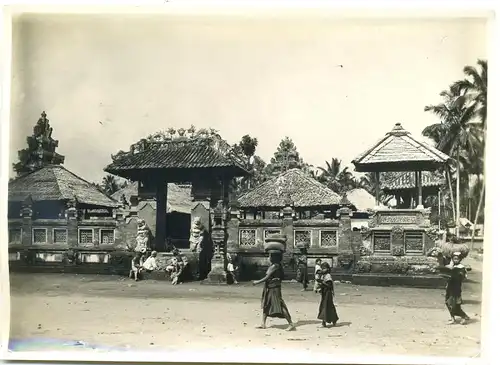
left=2, top=6, right=491, bottom=362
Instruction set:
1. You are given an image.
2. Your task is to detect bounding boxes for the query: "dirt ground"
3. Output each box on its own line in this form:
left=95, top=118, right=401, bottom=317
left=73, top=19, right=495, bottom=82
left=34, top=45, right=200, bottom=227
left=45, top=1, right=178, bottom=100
left=8, top=257, right=483, bottom=358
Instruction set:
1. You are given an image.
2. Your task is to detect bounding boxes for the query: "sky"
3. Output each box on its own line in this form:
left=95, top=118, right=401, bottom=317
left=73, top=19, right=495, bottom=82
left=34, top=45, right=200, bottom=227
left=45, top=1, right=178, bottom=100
left=9, top=13, right=487, bottom=183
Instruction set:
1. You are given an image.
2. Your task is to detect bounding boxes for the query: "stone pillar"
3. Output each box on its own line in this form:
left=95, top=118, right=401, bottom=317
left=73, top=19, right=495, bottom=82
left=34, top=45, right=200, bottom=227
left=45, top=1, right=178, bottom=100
left=337, top=206, right=353, bottom=254
left=155, top=182, right=168, bottom=252
left=65, top=199, right=79, bottom=248
left=226, top=201, right=240, bottom=253
left=204, top=200, right=228, bottom=284
left=21, top=197, right=33, bottom=246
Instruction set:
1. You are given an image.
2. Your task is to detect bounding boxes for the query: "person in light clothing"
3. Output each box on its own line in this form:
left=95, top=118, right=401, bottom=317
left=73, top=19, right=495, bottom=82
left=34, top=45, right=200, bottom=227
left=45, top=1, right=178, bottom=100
left=313, top=258, right=322, bottom=293
left=142, top=251, right=159, bottom=272
left=227, top=253, right=238, bottom=284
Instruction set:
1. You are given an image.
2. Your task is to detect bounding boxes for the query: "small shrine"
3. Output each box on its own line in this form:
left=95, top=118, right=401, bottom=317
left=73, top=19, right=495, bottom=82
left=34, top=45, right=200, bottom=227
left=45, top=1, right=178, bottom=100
left=352, top=123, right=451, bottom=258
left=105, top=127, right=250, bottom=283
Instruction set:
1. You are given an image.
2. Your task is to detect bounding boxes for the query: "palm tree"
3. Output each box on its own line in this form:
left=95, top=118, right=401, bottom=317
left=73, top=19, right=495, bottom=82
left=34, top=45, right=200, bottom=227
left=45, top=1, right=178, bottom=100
left=102, top=174, right=120, bottom=196
left=423, top=85, right=483, bottom=236
left=318, top=158, right=355, bottom=194
left=239, top=135, right=258, bottom=167
left=451, top=60, right=487, bottom=246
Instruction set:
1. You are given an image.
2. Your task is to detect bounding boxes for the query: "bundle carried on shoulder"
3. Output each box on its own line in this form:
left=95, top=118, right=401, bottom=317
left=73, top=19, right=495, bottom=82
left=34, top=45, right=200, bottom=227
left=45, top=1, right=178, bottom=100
left=264, top=234, right=286, bottom=253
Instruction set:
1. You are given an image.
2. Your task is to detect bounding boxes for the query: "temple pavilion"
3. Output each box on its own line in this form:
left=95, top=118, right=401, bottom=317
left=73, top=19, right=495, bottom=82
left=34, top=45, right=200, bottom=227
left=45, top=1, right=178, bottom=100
left=352, top=123, right=450, bottom=209
left=237, top=168, right=342, bottom=219
left=104, top=129, right=250, bottom=252
left=380, top=170, right=445, bottom=208
left=8, top=165, right=120, bottom=247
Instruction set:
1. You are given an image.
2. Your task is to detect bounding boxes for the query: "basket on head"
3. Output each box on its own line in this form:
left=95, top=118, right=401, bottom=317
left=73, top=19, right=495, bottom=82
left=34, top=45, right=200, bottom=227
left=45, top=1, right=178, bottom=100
left=264, top=234, right=286, bottom=253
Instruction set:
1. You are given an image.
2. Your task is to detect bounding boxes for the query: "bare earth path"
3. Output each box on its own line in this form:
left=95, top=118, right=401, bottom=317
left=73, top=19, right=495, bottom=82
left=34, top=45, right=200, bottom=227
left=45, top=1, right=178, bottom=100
left=8, top=259, right=483, bottom=358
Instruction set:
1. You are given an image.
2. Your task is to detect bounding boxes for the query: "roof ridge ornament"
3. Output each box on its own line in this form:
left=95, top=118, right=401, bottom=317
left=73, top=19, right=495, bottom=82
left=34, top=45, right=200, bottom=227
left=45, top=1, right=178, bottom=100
left=387, top=122, right=410, bottom=137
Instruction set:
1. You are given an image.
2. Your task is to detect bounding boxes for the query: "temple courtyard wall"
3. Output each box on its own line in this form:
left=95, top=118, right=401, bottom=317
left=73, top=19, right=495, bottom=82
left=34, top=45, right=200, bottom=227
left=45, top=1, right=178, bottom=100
left=8, top=202, right=469, bottom=288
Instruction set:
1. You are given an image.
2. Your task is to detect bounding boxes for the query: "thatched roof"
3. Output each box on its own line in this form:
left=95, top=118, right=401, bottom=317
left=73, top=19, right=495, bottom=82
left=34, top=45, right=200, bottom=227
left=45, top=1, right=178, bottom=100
left=381, top=171, right=445, bottom=192
left=345, top=188, right=376, bottom=212
left=8, top=165, right=119, bottom=207
left=105, top=132, right=249, bottom=179
left=111, top=181, right=193, bottom=214
left=238, top=168, right=341, bottom=209
left=352, top=123, right=450, bottom=172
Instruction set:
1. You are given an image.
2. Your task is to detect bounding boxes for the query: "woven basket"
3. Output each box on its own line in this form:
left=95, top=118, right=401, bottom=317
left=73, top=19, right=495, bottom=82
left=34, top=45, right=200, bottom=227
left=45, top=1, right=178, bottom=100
left=264, top=234, right=286, bottom=252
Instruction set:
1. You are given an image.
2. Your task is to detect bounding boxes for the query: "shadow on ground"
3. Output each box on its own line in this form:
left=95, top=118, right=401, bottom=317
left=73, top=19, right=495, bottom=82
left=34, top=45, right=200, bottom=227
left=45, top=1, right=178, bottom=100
left=271, top=320, right=352, bottom=329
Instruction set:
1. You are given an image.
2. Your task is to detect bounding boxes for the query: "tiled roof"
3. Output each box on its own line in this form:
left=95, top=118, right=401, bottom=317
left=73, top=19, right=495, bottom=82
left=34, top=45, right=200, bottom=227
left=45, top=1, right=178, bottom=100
left=380, top=171, right=445, bottom=192
left=111, top=181, right=193, bottom=214
left=8, top=165, right=119, bottom=207
left=345, top=188, right=376, bottom=212
left=352, top=123, right=450, bottom=171
left=105, top=136, right=249, bottom=178
left=238, top=168, right=341, bottom=208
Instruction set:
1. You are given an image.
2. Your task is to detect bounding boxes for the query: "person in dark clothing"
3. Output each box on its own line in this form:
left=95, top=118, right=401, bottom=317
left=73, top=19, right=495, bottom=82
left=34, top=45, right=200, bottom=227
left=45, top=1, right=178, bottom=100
left=317, top=261, right=339, bottom=328
left=295, top=245, right=309, bottom=291
left=443, top=252, right=470, bottom=325
left=253, top=250, right=295, bottom=331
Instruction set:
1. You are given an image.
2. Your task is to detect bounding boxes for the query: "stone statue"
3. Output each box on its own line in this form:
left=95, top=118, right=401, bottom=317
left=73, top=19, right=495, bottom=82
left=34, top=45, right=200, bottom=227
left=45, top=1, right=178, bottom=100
left=189, top=217, right=205, bottom=252
left=135, top=218, right=151, bottom=252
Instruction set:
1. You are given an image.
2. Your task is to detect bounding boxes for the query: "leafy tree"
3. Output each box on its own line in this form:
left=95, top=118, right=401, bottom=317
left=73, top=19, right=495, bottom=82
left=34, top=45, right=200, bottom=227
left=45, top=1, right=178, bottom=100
left=423, top=60, right=487, bottom=240
left=317, top=158, right=355, bottom=194
left=100, top=174, right=128, bottom=196
left=13, top=111, right=65, bottom=177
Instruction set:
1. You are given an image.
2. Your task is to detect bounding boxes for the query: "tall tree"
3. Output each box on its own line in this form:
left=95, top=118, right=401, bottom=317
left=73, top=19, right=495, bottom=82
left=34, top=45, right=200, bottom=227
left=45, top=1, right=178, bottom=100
left=423, top=79, right=484, bottom=235
left=451, top=59, right=487, bottom=246
left=100, top=174, right=128, bottom=196
left=13, top=111, right=65, bottom=177
left=238, top=135, right=258, bottom=166
left=317, top=158, right=355, bottom=194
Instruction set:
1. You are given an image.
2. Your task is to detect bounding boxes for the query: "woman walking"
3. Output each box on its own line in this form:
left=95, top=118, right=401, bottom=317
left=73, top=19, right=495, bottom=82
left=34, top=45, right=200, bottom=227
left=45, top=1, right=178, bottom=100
left=253, top=235, right=295, bottom=331
left=317, top=262, right=339, bottom=328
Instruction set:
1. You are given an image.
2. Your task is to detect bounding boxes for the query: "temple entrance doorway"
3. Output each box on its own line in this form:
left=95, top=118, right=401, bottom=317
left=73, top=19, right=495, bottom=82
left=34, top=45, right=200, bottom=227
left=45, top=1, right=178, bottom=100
left=166, top=212, right=191, bottom=250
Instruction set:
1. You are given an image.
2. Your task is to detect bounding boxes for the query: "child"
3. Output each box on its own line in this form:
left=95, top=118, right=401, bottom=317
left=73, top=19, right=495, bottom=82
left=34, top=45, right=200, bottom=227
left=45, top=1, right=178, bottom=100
left=317, top=262, right=339, bottom=328
left=130, top=251, right=145, bottom=281
left=142, top=251, right=159, bottom=272
left=443, top=252, right=470, bottom=325
left=314, top=258, right=322, bottom=293
left=227, top=253, right=238, bottom=284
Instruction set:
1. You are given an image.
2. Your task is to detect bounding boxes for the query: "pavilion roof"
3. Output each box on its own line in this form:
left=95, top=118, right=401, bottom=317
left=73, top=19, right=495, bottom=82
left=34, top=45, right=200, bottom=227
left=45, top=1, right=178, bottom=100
left=352, top=123, right=451, bottom=172
left=380, top=171, right=445, bottom=192
left=105, top=131, right=250, bottom=180
left=111, top=181, right=193, bottom=214
left=238, top=168, right=342, bottom=209
left=8, top=165, right=119, bottom=207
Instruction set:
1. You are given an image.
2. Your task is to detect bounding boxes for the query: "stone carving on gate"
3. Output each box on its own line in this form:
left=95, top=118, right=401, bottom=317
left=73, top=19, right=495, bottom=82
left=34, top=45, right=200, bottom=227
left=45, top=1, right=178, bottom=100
left=391, top=226, right=405, bottom=256
left=134, top=218, right=151, bottom=252
left=320, top=230, right=338, bottom=247
left=239, top=229, right=257, bottom=246
left=294, top=230, right=311, bottom=248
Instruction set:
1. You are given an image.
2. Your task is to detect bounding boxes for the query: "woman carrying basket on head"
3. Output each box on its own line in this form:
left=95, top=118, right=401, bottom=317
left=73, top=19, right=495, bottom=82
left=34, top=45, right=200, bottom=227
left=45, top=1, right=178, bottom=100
left=253, top=235, right=296, bottom=331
